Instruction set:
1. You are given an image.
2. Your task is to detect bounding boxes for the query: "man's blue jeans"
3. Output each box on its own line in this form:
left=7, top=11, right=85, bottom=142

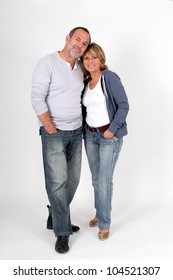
left=40, top=126, right=82, bottom=236
left=84, top=128, right=123, bottom=230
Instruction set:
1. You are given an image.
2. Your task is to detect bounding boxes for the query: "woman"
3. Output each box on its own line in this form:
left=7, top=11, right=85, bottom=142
left=81, top=43, right=129, bottom=240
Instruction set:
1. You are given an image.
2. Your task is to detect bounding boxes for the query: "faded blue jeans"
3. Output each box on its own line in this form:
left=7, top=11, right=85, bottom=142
left=40, top=126, right=82, bottom=236
left=84, top=128, right=123, bottom=230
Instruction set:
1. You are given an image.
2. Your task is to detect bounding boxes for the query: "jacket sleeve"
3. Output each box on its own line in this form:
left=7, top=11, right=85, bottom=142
left=105, top=71, right=129, bottom=134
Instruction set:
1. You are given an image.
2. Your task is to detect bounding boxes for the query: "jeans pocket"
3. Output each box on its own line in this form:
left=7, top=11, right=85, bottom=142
left=39, top=126, right=59, bottom=137
left=101, top=133, right=118, bottom=140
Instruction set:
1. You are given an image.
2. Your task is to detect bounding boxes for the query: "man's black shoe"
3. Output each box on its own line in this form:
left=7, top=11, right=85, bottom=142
left=47, top=205, right=53, bottom=229
left=47, top=206, right=80, bottom=232
left=47, top=212, right=53, bottom=229
left=71, top=224, right=80, bottom=232
left=55, top=236, right=69, bottom=253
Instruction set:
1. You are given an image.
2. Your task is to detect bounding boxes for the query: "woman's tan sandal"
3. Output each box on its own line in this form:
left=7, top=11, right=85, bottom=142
left=98, top=230, right=109, bottom=241
left=89, top=217, right=98, bottom=227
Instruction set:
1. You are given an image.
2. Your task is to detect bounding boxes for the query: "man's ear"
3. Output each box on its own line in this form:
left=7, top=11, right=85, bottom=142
left=66, top=35, right=70, bottom=43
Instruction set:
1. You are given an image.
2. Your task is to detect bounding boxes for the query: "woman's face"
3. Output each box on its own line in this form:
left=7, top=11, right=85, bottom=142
left=82, top=51, right=101, bottom=74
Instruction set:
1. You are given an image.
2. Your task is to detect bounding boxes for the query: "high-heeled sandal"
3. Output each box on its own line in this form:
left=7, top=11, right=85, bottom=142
left=89, top=217, right=98, bottom=227
left=98, top=230, right=109, bottom=241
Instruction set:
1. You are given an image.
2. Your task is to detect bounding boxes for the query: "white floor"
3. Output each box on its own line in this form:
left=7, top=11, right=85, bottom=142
left=0, top=200, right=173, bottom=261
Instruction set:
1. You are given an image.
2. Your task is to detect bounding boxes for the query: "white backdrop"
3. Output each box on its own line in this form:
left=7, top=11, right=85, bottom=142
left=0, top=0, right=173, bottom=262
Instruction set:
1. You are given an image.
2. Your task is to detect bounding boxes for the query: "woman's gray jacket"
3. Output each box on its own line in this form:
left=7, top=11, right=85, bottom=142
left=82, top=69, right=129, bottom=138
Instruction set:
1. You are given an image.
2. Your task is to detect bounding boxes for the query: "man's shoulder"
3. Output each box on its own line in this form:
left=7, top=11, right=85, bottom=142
left=34, top=52, right=59, bottom=70
left=39, top=52, right=57, bottom=63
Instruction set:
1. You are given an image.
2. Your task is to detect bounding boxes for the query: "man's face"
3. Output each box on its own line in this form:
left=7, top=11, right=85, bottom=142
left=66, top=29, right=90, bottom=59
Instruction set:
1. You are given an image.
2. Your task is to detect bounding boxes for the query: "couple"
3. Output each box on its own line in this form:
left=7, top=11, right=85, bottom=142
left=31, top=27, right=129, bottom=254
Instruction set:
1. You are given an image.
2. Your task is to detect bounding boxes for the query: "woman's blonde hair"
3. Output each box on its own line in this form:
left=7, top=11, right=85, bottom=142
left=80, top=42, right=108, bottom=78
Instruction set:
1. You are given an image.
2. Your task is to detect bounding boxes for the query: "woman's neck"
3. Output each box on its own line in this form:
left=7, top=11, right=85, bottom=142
left=89, top=71, right=102, bottom=89
left=90, top=71, right=101, bottom=81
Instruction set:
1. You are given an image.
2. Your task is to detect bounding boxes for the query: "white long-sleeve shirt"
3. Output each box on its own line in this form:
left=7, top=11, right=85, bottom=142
left=31, top=52, right=84, bottom=130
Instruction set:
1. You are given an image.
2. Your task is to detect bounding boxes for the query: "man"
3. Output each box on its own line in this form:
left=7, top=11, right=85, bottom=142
left=31, top=27, right=91, bottom=253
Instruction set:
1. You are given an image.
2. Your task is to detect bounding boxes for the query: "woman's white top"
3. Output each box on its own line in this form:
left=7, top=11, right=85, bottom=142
left=82, top=78, right=110, bottom=127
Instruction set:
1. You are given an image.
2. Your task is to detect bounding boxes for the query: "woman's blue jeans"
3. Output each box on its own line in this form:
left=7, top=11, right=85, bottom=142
left=84, top=128, right=123, bottom=230
left=40, top=126, right=82, bottom=236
